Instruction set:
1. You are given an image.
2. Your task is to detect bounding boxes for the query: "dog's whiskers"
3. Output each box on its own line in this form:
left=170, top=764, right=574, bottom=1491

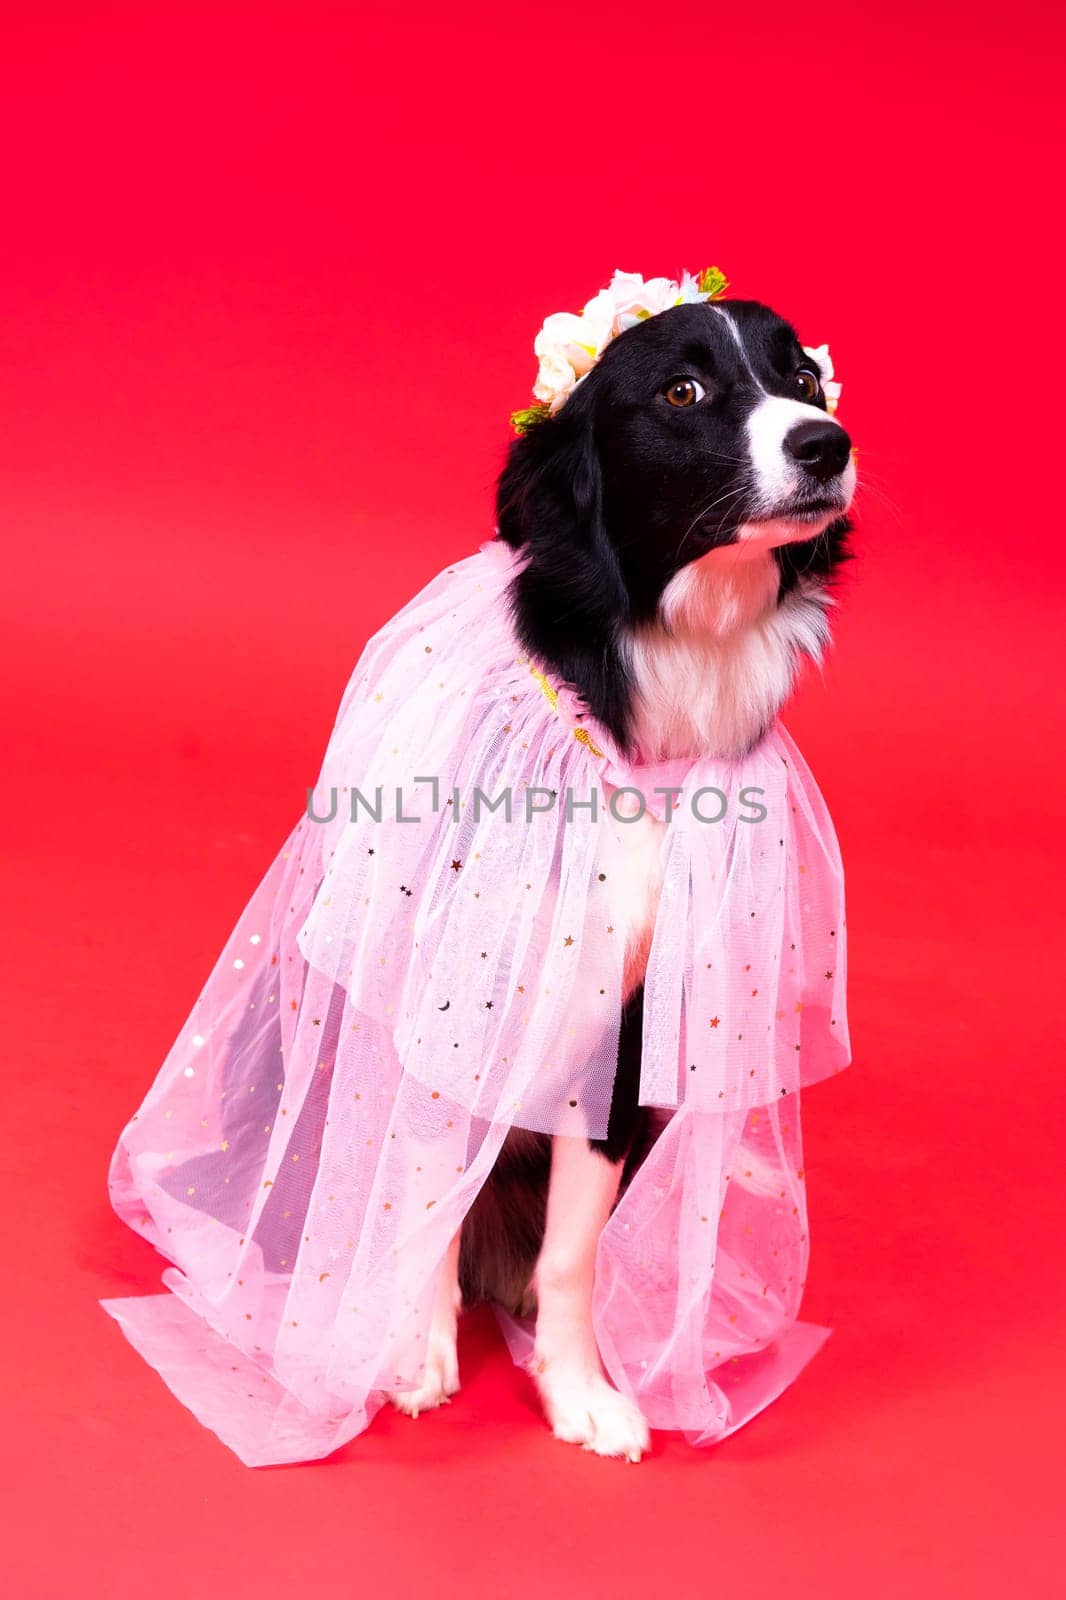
left=675, top=476, right=753, bottom=557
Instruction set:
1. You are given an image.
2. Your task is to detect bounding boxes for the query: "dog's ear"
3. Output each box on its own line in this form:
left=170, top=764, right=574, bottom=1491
left=495, top=383, right=626, bottom=619
left=496, top=383, right=604, bottom=553
left=494, top=383, right=631, bottom=741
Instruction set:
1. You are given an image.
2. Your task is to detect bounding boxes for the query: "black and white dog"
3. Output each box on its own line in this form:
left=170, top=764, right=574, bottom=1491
left=391, top=298, right=856, bottom=1460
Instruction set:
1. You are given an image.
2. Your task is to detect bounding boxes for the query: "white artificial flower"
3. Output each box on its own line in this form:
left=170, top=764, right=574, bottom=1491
left=523, top=266, right=839, bottom=425
left=802, top=342, right=834, bottom=383
left=611, top=271, right=685, bottom=331
left=676, top=268, right=711, bottom=304
left=534, top=310, right=587, bottom=355
left=802, top=342, right=843, bottom=415
left=530, top=270, right=693, bottom=412
left=535, top=310, right=602, bottom=381
left=532, top=345, right=578, bottom=410
left=577, top=287, right=622, bottom=351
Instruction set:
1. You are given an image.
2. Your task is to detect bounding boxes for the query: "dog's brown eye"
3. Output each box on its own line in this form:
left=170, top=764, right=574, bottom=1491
left=795, top=368, right=821, bottom=402
left=663, top=376, right=705, bottom=408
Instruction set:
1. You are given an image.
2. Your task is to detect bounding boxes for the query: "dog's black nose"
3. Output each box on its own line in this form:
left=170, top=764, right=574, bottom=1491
left=784, top=419, right=852, bottom=482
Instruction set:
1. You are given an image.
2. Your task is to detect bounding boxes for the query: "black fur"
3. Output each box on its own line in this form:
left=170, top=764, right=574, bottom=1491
left=496, top=298, right=852, bottom=751
left=459, top=1127, right=550, bottom=1316
left=589, top=982, right=647, bottom=1165
left=460, top=297, right=855, bottom=1311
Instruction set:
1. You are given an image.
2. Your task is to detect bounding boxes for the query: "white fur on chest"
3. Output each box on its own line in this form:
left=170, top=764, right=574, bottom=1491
left=610, top=549, right=831, bottom=989
left=624, top=549, right=830, bottom=764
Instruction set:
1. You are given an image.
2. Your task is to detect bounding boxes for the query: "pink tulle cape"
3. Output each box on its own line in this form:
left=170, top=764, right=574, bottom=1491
left=102, top=539, right=850, bottom=1466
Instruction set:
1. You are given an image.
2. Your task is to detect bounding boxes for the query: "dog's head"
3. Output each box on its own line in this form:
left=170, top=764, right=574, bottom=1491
left=497, top=298, right=855, bottom=625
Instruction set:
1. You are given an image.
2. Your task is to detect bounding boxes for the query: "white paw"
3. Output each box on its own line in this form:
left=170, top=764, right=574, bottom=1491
left=534, top=1362, right=650, bottom=1462
left=389, top=1326, right=460, bottom=1419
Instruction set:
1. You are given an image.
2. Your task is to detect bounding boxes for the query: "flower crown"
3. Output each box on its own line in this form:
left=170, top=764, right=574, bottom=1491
left=510, top=266, right=841, bottom=435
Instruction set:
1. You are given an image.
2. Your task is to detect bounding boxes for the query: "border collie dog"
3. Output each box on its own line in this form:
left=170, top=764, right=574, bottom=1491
left=403, top=298, right=856, bottom=1459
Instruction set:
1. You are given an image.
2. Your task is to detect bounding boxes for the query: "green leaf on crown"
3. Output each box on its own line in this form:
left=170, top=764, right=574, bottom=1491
left=510, top=402, right=553, bottom=435
left=697, top=266, right=729, bottom=298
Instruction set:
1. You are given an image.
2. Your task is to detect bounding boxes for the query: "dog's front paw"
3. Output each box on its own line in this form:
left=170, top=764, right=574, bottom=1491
left=388, top=1327, right=460, bottom=1419
left=533, top=1361, right=650, bottom=1462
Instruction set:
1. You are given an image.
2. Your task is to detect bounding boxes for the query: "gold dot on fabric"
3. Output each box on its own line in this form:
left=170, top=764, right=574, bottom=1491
left=319, top=1273, right=330, bottom=1283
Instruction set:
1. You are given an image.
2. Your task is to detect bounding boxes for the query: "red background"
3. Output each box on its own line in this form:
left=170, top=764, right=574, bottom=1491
left=3, top=3, right=1063, bottom=1595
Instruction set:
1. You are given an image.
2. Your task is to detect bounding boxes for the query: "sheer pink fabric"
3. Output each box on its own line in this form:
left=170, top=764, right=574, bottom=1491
left=102, top=539, right=850, bottom=1465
